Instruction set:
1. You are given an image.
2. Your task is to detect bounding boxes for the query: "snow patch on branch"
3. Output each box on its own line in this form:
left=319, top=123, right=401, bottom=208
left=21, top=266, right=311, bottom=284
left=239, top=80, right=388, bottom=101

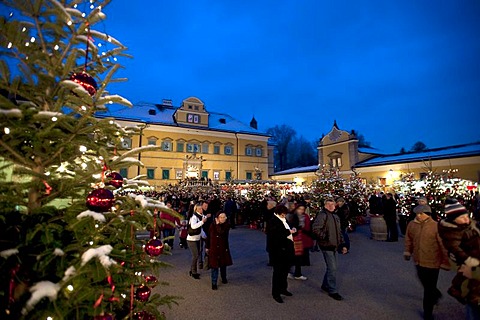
left=0, top=248, right=19, bottom=258
left=77, top=210, right=106, bottom=222
left=81, top=245, right=116, bottom=268
left=53, top=248, right=64, bottom=256
left=35, top=111, right=64, bottom=119
left=22, top=281, right=61, bottom=315
left=0, top=108, right=22, bottom=118
left=63, top=266, right=76, bottom=282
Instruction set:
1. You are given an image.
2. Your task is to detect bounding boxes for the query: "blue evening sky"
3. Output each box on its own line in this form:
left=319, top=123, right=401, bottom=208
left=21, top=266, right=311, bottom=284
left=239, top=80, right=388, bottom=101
left=103, top=0, right=480, bottom=153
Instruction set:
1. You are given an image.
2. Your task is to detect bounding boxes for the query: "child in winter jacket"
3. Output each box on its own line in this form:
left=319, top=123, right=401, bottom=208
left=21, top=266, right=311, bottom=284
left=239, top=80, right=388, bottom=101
left=178, top=220, right=188, bottom=249
left=438, top=199, right=480, bottom=305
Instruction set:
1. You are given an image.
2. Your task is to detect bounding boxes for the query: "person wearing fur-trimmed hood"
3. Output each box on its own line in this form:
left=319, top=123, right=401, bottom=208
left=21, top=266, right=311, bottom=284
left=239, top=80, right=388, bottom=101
left=438, top=198, right=480, bottom=319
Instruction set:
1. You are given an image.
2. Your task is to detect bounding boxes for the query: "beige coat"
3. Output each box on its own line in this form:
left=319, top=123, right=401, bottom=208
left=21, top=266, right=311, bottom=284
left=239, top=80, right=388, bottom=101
left=404, top=216, right=449, bottom=269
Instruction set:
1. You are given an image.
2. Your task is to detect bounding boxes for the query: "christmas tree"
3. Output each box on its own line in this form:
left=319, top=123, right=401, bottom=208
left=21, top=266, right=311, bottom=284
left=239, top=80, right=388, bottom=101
left=0, top=1, right=177, bottom=318
left=308, top=165, right=345, bottom=210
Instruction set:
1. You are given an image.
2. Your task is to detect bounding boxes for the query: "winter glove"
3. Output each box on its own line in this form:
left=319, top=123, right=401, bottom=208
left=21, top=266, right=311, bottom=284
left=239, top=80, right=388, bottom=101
left=465, top=257, right=480, bottom=267
left=403, top=252, right=411, bottom=261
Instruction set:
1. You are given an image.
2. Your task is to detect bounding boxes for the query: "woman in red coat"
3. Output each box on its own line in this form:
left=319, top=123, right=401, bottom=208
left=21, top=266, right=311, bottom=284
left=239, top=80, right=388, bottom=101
left=206, top=212, right=233, bottom=290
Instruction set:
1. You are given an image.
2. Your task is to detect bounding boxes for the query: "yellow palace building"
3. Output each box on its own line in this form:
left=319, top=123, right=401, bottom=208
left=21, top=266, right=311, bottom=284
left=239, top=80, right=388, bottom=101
left=271, top=121, right=480, bottom=188
left=96, top=97, right=271, bottom=187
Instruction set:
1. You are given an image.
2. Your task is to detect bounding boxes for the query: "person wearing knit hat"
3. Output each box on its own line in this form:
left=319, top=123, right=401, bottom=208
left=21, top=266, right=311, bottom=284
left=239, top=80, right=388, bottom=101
left=438, top=198, right=480, bottom=313
left=444, top=198, right=469, bottom=222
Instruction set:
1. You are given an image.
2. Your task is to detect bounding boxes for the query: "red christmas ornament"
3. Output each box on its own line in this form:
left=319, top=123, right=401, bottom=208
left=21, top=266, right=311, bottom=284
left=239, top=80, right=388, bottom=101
left=93, top=314, right=114, bottom=320
left=133, top=311, right=156, bottom=320
left=135, top=285, right=151, bottom=302
left=70, top=71, right=98, bottom=96
left=144, top=275, right=158, bottom=288
left=145, top=239, right=163, bottom=257
left=106, top=171, right=124, bottom=189
left=86, top=188, right=115, bottom=212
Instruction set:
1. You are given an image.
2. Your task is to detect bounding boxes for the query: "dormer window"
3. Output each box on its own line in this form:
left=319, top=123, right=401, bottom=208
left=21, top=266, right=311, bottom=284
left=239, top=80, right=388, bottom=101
left=328, top=151, right=343, bottom=168
left=187, top=114, right=200, bottom=124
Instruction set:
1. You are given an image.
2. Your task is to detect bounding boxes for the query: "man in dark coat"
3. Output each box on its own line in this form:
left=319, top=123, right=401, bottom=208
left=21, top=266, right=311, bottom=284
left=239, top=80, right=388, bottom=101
left=266, top=205, right=295, bottom=303
left=383, top=193, right=398, bottom=242
left=223, top=197, right=237, bottom=229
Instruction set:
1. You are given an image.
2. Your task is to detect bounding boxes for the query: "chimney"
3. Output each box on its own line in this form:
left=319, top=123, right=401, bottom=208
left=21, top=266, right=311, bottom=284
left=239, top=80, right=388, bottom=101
left=162, top=99, right=173, bottom=106
left=250, top=116, right=258, bottom=129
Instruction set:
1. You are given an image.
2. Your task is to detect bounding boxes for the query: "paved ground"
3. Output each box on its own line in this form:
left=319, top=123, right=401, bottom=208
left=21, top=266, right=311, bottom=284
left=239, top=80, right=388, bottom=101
left=153, top=224, right=465, bottom=320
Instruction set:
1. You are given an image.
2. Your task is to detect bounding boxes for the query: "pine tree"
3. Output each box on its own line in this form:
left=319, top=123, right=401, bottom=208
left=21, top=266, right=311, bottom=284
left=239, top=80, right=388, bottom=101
left=0, top=1, right=177, bottom=318
left=309, top=165, right=345, bottom=210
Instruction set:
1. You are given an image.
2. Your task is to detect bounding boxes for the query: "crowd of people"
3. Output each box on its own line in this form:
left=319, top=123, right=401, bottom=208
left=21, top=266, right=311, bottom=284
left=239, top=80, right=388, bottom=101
left=134, top=185, right=480, bottom=319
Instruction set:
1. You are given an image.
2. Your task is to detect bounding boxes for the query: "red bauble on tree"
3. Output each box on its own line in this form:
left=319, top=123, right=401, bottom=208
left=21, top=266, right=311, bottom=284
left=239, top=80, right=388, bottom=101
left=70, top=71, right=98, bottom=96
left=106, top=171, right=124, bottom=189
left=145, top=239, right=163, bottom=257
left=86, top=188, right=115, bottom=212
left=135, top=285, right=151, bottom=302
left=93, top=314, right=114, bottom=320
left=144, top=275, right=158, bottom=288
left=133, top=311, right=156, bottom=320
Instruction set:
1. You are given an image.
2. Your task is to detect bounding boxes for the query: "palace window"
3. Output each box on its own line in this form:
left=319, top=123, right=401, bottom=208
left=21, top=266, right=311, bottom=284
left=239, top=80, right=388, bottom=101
left=187, top=114, right=200, bottom=124
left=121, top=137, right=132, bottom=149
left=146, top=168, right=155, bottom=180
left=176, top=142, right=184, bottom=152
left=202, top=170, right=208, bottom=179
left=213, top=171, right=220, bottom=180
left=245, top=146, right=253, bottom=156
left=162, top=140, right=172, bottom=151
left=328, top=151, right=343, bottom=168
left=187, top=143, right=200, bottom=153
left=162, top=169, right=170, bottom=180
left=213, top=145, right=220, bottom=154
left=119, top=168, right=128, bottom=179
left=176, top=170, right=183, bottom=180
left=202, top=143, right=209, bottom=154
left=225, top=171, right=232, bottom=181
left=224, top=145, right=233, bottom=155
left=246, top=172, right=253, bottom=180
left=147, top=138, right=157, bottom=146
left=255, top=147, right=263, bottom=157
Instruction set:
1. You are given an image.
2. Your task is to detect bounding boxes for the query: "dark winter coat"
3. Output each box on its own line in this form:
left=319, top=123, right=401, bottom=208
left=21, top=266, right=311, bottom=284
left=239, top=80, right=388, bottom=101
left=438, top=220, right=480, bottom=264
left=312, top=209, right=345, bottom=251
left=206, top=222, right=233, bottom=269
left=336, top=203, right=350, bottom=230
left=266, top=215, right=294, bottom=266
left=383, top=197, right=397, bottom=221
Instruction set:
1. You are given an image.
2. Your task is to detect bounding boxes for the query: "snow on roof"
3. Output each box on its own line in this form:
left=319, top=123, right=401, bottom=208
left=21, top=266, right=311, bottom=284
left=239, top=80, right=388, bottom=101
left=273, top=165, right=319, bottom=176
left=356, top=142, right=480, bottom=167
left=95, top=102, right=268, bottom=136
left=358, top=146, right=388, bottom=155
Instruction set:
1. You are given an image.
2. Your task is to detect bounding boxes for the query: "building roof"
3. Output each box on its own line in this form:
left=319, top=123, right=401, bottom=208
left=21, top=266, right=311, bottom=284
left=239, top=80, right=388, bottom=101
left=355, top=142, right=480, bottom=167
left=273, top=165, right=319, bottom=175
left=95, top=102, right=269, bottom=137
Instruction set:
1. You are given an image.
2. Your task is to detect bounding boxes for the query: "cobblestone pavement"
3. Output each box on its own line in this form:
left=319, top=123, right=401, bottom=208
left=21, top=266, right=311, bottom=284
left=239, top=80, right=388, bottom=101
left=153, top=224, right=465, bottom=320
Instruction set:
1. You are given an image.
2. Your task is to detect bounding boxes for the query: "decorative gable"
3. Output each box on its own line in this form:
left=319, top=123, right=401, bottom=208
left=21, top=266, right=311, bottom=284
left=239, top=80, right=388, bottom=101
left=174, top=96, right=209, bottom=127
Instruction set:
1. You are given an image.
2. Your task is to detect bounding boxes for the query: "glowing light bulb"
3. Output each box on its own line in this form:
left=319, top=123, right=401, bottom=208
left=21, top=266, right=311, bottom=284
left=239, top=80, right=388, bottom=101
left=81, top=12, right=86, bottom=17
left=90, top=4, right=94, bottom=9
left=109, top=120, right=114, bottom=124
left=25, top=42, right=29, bottom=47
left=47, top=317, right=53, bottom=320
left=98, top=43, right=102, bottom=47
left=73, top=4, right=77, bottom=8
left=51, top=116, right=57, bottom=122
left=54, top=44, right=59, bottom=50
left=4, top=127, right=10, bottom=134
left=81, top=106, right=87, bottom=111
left=7, top=42, right=12, bottom=49
left=30, top=36, right=35, bottom=42
left=89, top=241, right=94, bottom=245
left=107, top=36, right=112, bottom=42
left=113, top=57, right=117, bottom=61
left=79, top=145, right=87, bottom=152
left=45, top=171, right=50, bottom=176
left=95, top=224, right=99, bottom=228
left=67, top=285, right=74, bottom=291
left=22, top=27, right=26, bottom=32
